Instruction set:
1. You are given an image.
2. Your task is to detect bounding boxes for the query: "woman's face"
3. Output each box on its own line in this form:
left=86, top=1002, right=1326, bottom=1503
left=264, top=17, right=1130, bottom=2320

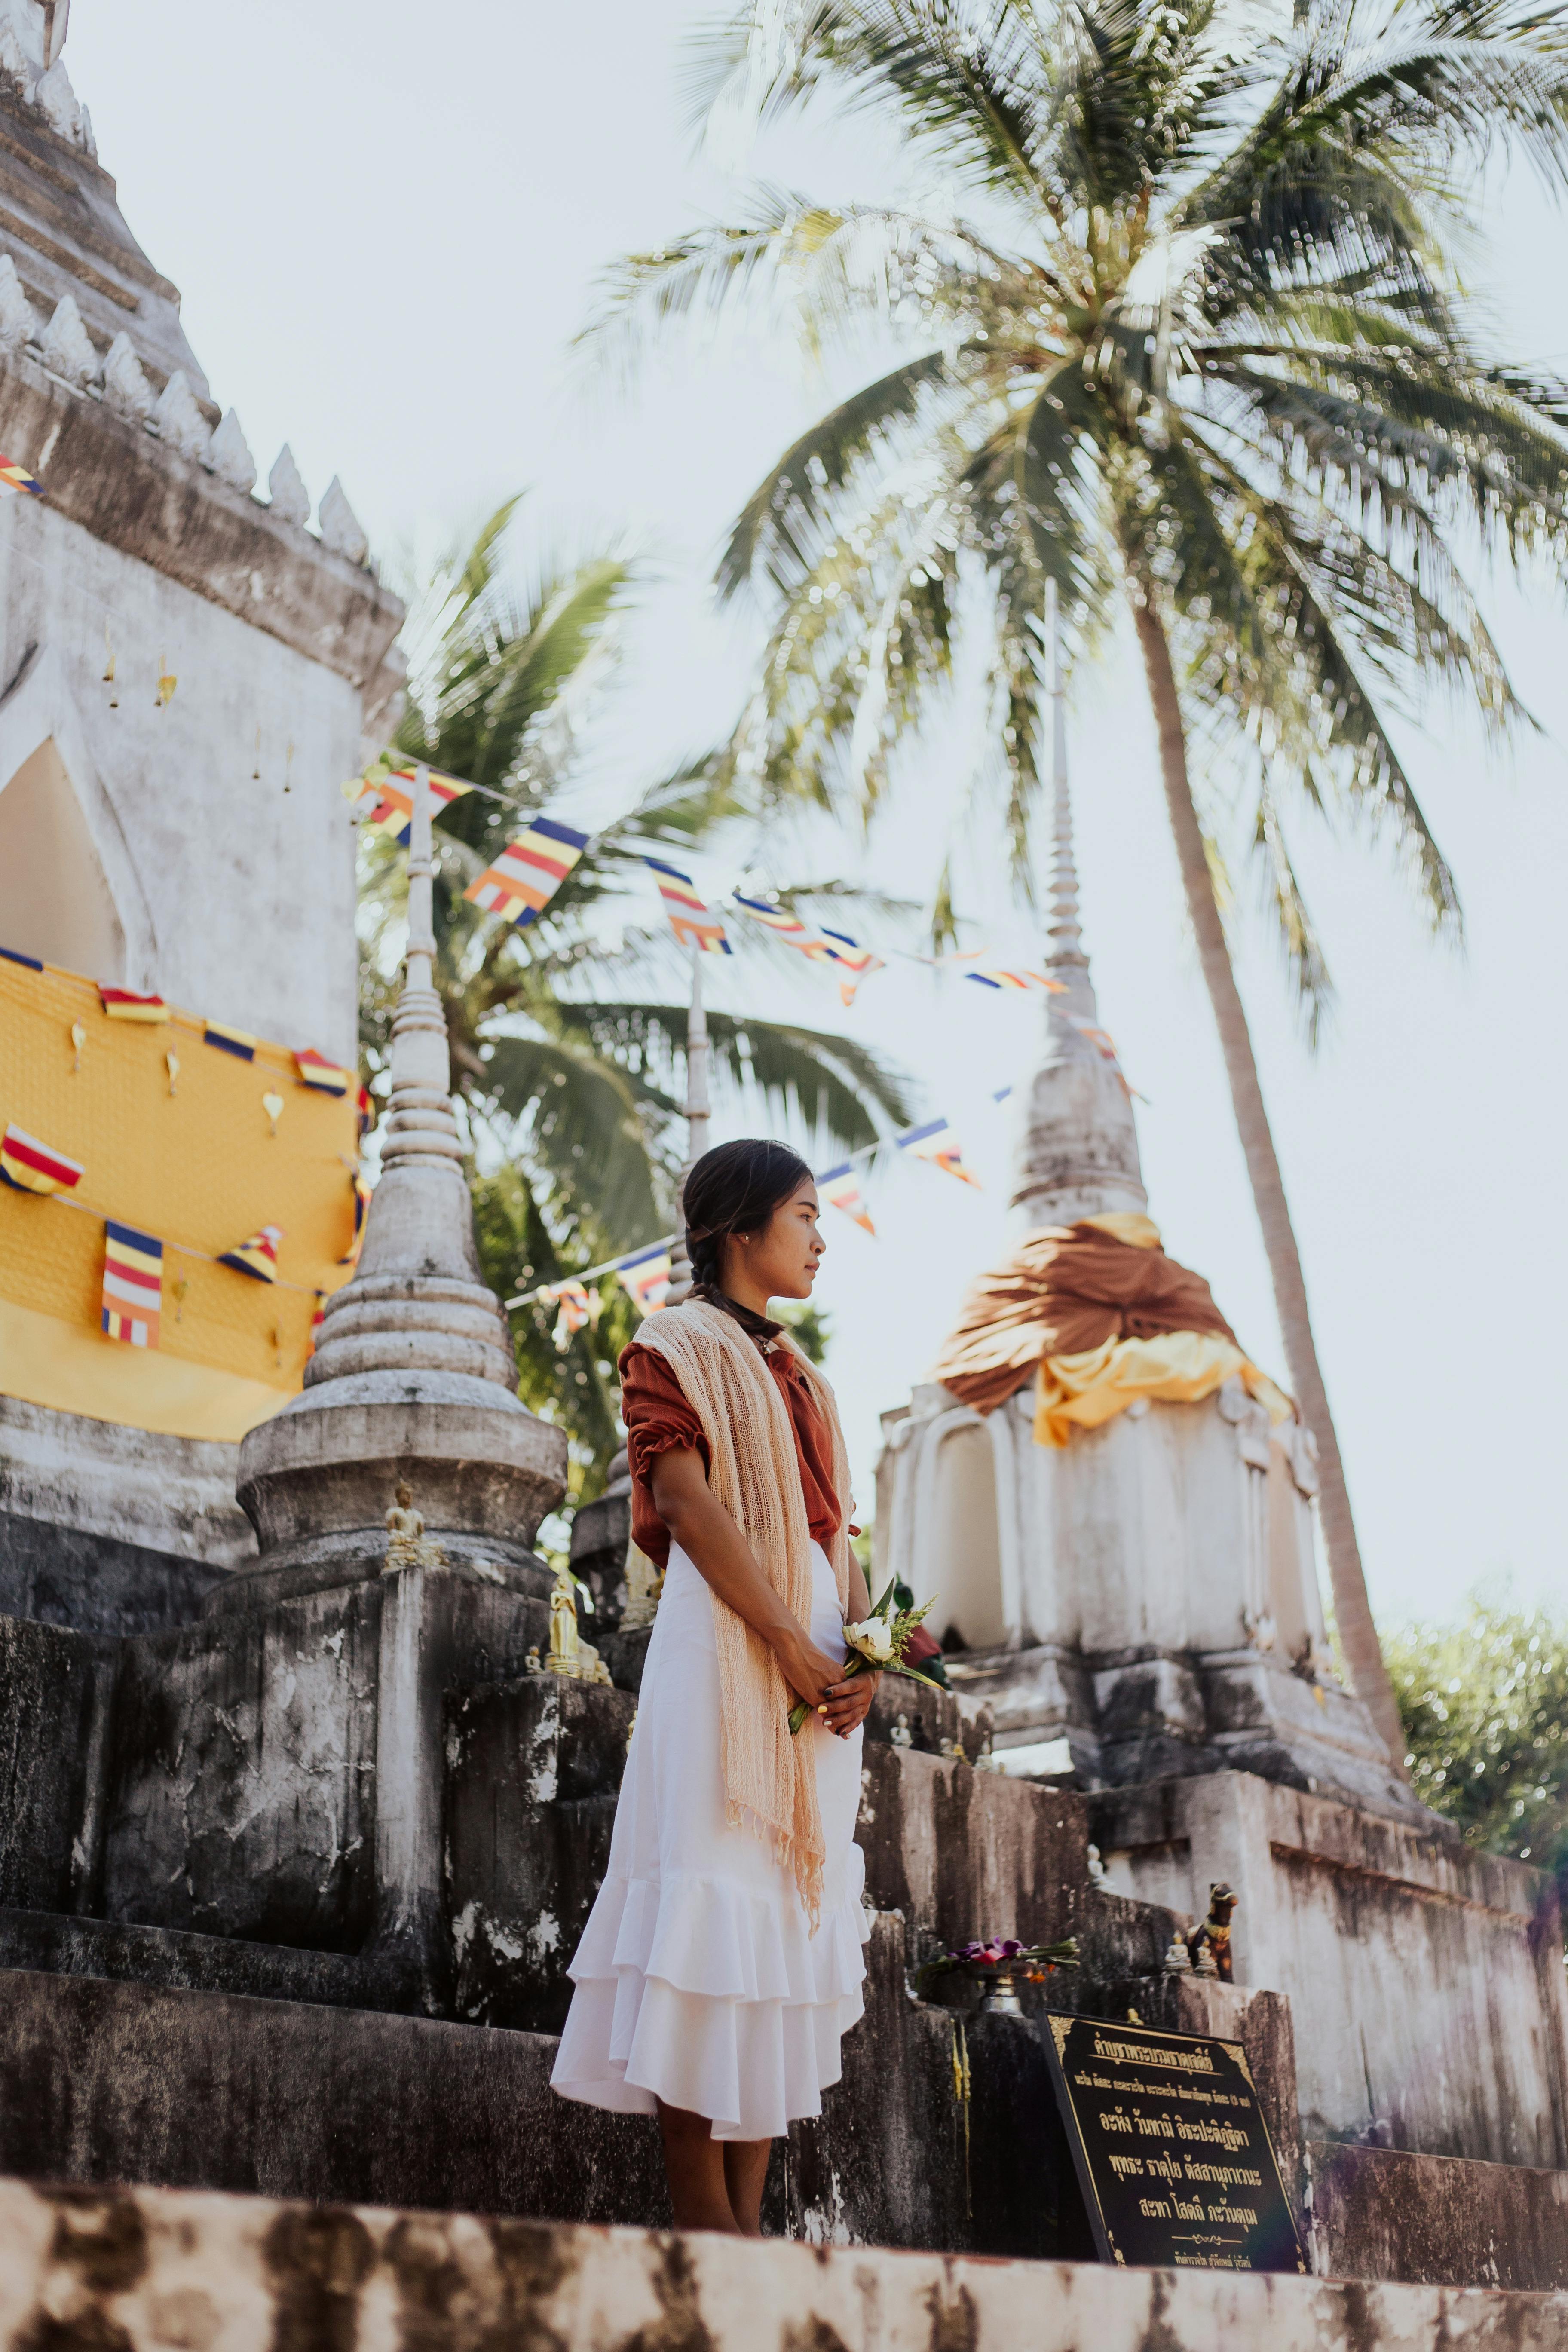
left=728, top=1175, right=824, bottom=1302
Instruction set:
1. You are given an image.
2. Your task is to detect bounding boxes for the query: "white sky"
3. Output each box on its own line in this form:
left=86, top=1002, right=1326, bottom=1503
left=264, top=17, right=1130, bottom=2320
left=70, top=1, right=1568, bottom=1629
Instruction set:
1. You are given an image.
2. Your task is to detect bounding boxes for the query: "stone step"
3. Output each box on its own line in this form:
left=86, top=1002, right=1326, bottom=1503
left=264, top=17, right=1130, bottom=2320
left=0, top=1908, right=419, bottom=2014
left=3, top=2175, right=1568, bottom=2352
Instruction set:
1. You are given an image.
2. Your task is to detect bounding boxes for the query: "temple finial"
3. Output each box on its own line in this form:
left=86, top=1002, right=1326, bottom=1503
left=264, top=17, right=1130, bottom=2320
left=1007, top=576, right=1146, bottom=1231
left=1043, top=576, right=1094, bottom=1020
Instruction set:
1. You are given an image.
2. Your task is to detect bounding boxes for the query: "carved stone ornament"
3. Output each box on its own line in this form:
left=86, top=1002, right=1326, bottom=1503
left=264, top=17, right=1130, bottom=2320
left=317, top=474, right=368, bottom=564
left=266, top=443, right=310, bottom=527
left=101, top=331, right=153, bottom=420
left=39, top=291, right=97, bottom=386
left=0, top=255, right=40, bottom=353
left=208, top=408, right=257, bottom=493
left=153, top=369, right=211, bottom=463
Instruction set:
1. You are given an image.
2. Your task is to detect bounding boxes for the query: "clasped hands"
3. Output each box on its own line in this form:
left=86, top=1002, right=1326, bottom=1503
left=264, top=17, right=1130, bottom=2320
left=772, top=1624, right=879, bottom=1737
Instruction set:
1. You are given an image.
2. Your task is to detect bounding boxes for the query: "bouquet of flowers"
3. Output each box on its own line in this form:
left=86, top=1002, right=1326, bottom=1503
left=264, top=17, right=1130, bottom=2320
left=788, top=1576, right=945, bottom=1735
left=912, top=1935, right=1080, bottom=1997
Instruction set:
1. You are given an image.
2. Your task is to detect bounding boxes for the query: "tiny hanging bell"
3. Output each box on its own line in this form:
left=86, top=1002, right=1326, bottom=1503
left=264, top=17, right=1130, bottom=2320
left=69, top=1020, right=85, bottom=1073
left=262, top=1090, right=284, bottom=1137
left=155, top=657, right=177, bottom=709
left=165, top=1047, right=180, bottom=1096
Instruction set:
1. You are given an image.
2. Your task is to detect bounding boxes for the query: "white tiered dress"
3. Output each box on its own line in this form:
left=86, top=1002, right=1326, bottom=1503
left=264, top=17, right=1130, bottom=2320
left=550, top=1536, right=869, bottom=2141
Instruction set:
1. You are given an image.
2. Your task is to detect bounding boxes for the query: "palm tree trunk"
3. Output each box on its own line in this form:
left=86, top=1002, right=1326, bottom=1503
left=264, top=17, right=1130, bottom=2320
left=1128, top=590, right=1407, bottom=1778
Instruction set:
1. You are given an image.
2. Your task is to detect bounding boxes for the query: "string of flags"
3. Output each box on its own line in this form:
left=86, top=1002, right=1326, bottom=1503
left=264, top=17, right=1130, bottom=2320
left=508, top=1102, right=990, bottom=1322
left=338, top=751, right=1139, bottom=1094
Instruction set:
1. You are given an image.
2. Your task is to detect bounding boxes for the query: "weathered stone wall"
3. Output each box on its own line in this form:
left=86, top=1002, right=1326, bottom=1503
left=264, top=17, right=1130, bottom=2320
left=1093, top=1771, right=1568, bottom=2167
left=0, top=344, right=403, bottom=1049
left=0, top=1396, right=255, bottom=1584
left=3, top=2178, right=1568, bottom=2352
left=0, top=1615, right=113, bottom=1914
left=1310, top=2139, right=1568, bottom=2292
left=444, top=1674, right=634, bottom=2032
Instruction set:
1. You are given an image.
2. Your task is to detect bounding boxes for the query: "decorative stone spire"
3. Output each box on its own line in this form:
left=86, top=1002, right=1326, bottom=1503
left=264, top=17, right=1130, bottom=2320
left=267, top=444, right=310, bottom=527
left=234, top=764, right=566, bottom=1601
left=39, top=291, right=96, bottom=386
left=664, top=948, right=712, bottom=1305
left=318, top=475, right=368, bottom=564
left=1008, top=578, right=1148, bottom=1232
left=101, top=331, right=152, bottom=420
left=0, top=254, right=38, bottom=352
left=208, top=408, right=256, bottom=493
left=153, top=368, right=211, bottom=462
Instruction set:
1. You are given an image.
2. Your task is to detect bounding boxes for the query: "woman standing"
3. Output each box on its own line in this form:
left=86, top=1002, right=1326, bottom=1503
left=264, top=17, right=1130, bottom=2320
left=551, top=1139, right=878, bottom=2233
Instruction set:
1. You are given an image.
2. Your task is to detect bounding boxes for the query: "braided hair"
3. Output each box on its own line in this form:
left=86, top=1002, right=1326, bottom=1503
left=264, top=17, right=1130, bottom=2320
left=683, top=1138, right=813, bottom=1296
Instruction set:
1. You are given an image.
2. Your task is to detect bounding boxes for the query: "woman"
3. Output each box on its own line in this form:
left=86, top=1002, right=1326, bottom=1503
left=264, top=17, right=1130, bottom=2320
left=551, top=1138, right=879, bottom=2233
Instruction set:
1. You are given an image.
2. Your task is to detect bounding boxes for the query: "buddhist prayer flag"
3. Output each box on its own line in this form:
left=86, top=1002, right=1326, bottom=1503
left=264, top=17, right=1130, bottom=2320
left=464, top=815, right=589, bottom=928
left=98, top=985, right=169, bottom=1023
left=296, top=1048, right=353, bottom=1096
left=644, top=860, right=731, bottom=955
left=963, top=962, right=1065, bottom=995
left=0, top=453, right=43, bottom=498
left=204, top=1019, right=256, bottom=1061
left=732, top=894, right=837, bottom=965
left=220, top=1224, right=283, bottom=1281
left=897, top=1117, right=982, bottom=1189
left=356, top=1084, right=374, bottom=1138
left=306, top=1293, right=326, bottom=1360
left=0, top=944, right=43, bottom=970
left=819, top=926, right=886, bottom=1005
left=345, top=763, right=474, bottom=844
left=100, top=1220, right=162, bottom=1348
left=340, top=1174, right=372, bottom=1267
left=0, top=1122, right=83, bottom=1196
left=550, top=1279, right=593, bottom=1350
left=617, top=1242, right=672, bottom=1315
left=817, top=1161, right=875, bottom=1235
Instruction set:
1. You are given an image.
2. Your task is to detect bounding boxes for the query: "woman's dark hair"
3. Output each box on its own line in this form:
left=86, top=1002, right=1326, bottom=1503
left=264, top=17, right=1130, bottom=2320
left=683, top=1138, right=812, bottom=1293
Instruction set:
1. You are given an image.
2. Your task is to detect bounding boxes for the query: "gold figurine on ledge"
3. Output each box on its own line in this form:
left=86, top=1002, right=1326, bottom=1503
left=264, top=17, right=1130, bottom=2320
left=528, top=1560, right=612, bottom=1685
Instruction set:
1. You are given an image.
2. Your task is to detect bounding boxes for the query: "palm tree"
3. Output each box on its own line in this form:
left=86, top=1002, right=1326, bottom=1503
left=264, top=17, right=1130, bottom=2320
left=592, top=0, right=1568, bottom=1762
left=359, top=498, right=914, bottom=1492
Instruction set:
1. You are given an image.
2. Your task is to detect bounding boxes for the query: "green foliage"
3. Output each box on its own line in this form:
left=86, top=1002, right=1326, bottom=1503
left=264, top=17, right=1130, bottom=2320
left=361, top=498, right=914, bottom=1486
left=1387, top=1594, right=1568, bottom=1911
left=469, top=1165, right=639, bottom=1505
left=596, top=0, right=1568, bottom=1017
left=770, top=1296, right=831, bottom=1364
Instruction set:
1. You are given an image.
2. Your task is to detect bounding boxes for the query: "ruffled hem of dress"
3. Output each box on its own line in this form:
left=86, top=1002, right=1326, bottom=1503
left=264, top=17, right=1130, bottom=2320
left=567, top=1855, right=869, bottom=2008
left=550, top=1972, right=867, bottom=2141
left=550, top=1860, right=870, bottom=2140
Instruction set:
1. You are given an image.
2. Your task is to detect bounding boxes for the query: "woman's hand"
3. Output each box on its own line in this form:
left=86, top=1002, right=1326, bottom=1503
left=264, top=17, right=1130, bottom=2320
left=770, top=1625, right=850, bottom=1719
left=821, top=1668, right=879, bottom=1739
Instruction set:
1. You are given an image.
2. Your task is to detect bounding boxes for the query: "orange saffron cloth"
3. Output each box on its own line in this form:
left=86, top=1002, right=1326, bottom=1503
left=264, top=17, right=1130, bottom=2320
left=930, top=1213, right=1289, bottom=1440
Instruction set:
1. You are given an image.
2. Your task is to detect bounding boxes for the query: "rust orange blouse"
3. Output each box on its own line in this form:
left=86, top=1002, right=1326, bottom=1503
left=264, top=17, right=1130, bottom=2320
left=619, top=1328, right=842, bottom=1570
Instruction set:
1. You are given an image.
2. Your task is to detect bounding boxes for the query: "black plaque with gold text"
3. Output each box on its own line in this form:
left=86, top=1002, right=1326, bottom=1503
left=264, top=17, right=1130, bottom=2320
left=1041, top=2014, right=1305, bottom=2273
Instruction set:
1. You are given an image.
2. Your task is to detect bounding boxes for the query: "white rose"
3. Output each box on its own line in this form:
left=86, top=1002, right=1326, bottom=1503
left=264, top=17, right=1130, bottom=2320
left=845, top=1615, right=894, bottom=1664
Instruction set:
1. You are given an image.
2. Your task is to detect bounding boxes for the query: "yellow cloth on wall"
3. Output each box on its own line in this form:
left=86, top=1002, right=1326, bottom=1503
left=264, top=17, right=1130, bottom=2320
left=0, top=955, right=358, bottom=1442
left=1033, top=1331, right=1293, bottom=1449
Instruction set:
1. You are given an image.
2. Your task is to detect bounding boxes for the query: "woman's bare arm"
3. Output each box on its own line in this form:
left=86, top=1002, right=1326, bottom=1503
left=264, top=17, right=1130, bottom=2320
left=650, top=1447, right=866, bottom=1734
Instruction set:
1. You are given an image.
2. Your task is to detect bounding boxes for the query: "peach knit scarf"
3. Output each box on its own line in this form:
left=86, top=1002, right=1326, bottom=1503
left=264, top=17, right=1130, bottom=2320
left=630, top=1298, right=851, bottom=1921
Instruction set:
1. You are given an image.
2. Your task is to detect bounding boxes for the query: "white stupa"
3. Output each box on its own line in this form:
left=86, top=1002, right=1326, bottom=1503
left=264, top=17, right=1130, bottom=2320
left=872, top=595, right=1421, bottom=1825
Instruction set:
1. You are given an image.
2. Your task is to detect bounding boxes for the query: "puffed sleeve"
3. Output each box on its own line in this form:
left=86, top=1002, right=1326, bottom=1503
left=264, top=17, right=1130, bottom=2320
left=619, top=1345, right=710, bottom=1570
left=619, top=1343, right=707, bottom=1465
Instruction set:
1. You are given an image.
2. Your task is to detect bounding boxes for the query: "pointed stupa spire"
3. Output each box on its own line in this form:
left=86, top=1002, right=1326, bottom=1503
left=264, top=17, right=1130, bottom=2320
left=1008, top=579, right=1148, bottom=1232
